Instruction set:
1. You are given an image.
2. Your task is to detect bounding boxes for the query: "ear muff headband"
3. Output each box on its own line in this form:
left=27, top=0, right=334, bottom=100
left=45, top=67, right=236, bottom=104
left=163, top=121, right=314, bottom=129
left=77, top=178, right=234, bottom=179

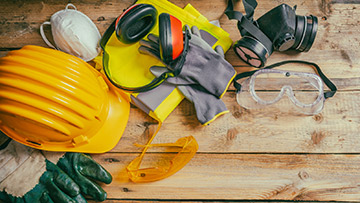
left=159, top=13, right=184, bottom=64
left=115, top=4, right=157, bottom=44
left=101, top=9, right=189, bottom=93
left=104, top=29, right=191, bottom=93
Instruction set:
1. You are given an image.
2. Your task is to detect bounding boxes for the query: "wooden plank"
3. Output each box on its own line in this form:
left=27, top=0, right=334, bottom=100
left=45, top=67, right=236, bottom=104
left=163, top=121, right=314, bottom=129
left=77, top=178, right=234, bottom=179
left=0, top=50, right=359, bottom=92
left=1, top=1, right=360, bottom=202
left=0, top=0, right=359, bottom=78
left=90, top=153, right=360, bottom=201
left=0, top=0, right=358, bottom=52
left=88, top=201, right=320, bottom=203
left=1, top=48, right=359, bottom=82
left=110, top=91, right=360, bottom=154
left=89, top=201, right=318, bottom=203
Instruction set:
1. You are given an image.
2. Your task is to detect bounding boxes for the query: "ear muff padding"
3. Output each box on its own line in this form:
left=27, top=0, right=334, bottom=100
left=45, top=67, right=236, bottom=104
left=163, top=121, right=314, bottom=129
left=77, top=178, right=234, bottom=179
left=115, top=4, right=157, bottom=44
left=234, top=36, right=271, bottom=68
left=159, top=13, right=184, bottom=64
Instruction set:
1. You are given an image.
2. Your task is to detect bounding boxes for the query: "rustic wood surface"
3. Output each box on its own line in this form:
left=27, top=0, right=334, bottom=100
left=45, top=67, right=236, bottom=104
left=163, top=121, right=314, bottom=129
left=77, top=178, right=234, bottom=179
left=1, top=0, right=360, bottom=202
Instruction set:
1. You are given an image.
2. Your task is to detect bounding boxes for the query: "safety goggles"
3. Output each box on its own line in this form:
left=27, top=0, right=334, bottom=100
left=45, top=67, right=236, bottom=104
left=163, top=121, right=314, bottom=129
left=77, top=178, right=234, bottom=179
left=233, top=60, right=337, bottom=115
left=126, top=123, right=198, bottom=183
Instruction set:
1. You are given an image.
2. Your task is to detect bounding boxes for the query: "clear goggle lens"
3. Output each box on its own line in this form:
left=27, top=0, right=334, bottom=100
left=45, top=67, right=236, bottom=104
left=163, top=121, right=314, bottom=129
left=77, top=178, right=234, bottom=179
left=236, top=69, right=325, bottom=115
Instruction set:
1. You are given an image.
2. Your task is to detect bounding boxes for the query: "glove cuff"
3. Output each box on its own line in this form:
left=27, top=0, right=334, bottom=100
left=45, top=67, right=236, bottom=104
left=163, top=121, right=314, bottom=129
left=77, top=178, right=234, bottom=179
left=0, top=143, right=46, bottom=197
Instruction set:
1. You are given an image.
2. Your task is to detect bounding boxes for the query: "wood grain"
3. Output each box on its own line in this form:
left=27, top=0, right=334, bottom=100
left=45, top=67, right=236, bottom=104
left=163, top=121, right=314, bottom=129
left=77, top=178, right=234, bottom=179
left=110, top=91, right=360, bottom=154
left=1, top=0, right=360, bottom=202
left=89, top=153, right=360, bottom=201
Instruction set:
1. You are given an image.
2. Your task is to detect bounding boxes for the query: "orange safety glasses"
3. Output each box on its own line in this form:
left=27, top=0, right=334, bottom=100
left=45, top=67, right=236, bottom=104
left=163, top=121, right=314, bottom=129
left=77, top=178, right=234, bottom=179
left=126, top=123, right=198, bottom=183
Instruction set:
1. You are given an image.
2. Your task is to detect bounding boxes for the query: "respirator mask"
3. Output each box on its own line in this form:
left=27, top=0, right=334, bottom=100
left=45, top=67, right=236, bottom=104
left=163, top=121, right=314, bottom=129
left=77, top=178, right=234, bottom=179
left=225, top=0, right=318, bottom=68
left=40, top=4, right=101, bottom=62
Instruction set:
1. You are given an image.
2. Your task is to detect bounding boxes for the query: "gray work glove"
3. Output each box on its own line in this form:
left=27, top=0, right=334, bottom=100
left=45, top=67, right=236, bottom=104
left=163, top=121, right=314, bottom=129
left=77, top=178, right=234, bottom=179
left=139, top=25, right=232, bottom=125
left=139, top=25, right=235, bottom=98
left=0, top=135, right=112, bottom=203
left=163, top=80, right=229, bottom=125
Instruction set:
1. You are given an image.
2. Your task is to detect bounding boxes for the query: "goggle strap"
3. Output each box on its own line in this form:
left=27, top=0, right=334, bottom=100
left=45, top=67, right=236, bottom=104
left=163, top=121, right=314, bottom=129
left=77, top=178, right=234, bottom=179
left=233, top=70, right=257, bottom=93
left=307, top=61, right=337, bottom=99
left=233, top=60, right=337, bottom=99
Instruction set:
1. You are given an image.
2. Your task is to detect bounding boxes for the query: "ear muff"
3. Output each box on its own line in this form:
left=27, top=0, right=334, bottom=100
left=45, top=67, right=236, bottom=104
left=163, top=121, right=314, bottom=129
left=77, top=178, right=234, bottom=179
left=102, top=11, right=189, bottom=93
left=115, top=4, right=157, bottom=44
left=234, top=36, right=273, bottom=68
left=158, top=13, right=184, bottom=64
left=292, top=15, right=318, bottom=52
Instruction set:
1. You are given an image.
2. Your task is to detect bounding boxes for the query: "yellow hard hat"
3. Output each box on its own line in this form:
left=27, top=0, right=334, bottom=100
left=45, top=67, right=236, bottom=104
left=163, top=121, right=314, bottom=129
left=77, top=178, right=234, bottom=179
left=0, top=45, right=130, bottom=153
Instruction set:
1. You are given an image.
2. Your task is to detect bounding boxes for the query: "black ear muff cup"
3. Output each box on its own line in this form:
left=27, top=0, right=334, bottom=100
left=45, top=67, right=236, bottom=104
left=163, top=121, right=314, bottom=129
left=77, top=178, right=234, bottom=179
left=292, top=15, right=318, bottom=52
left=234, top=36, right=273, bottom=68
left=159, top=13, right=172, bottom=64
left=158, top=13, right=184, bottom=64
left=115, top=4, right=157, bottom=44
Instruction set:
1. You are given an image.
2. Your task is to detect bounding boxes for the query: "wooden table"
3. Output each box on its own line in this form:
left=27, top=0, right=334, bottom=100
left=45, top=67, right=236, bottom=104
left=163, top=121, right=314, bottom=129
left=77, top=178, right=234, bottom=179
left=1, top=0, right=360, bottom=202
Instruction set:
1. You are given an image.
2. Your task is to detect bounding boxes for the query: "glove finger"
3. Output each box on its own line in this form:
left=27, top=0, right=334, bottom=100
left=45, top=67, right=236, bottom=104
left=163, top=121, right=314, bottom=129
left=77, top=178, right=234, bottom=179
left=215, top=45, right=225, bottom=58
left=73, top=194, right=87, bottom=203
left=184, top=85, right=228, bottom=125
left=39, top=172, right=76, bottom=203
left=147, top=33, right=160, bottom=44
left=40, top=193, right=55, bottom=203
left=177, top=85, right=194, bottom=103
left=0, top=191, right=22, bottom=203
left=149, top=66, right=169, bottom=77
left=191, top=26, right=201, bottom=38
left=138, top=45, right=161, bottom=61
left=46, top=160, right=80, bottom=197
left=75, top=153, right=112, bottom=184
left=184, top=25, right=191, bottom=35
left=209, top=20, right=221, bottom=27
left=57, top=153, right=110, bottom=201
left=139, top=38, right=160, bottom=51
left=149, top=66, right=187, bottom=85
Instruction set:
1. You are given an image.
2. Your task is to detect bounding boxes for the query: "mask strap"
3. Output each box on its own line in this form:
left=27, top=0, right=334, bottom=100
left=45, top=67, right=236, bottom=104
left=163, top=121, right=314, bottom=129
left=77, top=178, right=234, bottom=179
left=40, top=22, right=56, bottom=49
left=224, top=0, right=273, bottom=54
left=233, top=60, right=337, bottom=99
left=65, top=3, right=77, bottom=10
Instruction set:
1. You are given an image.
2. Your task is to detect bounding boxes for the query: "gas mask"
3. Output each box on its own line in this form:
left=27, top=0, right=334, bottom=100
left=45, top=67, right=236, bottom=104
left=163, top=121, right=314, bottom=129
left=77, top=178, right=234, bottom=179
left=225, top=0, right=318, bottom=68
left=40, top=4, right=101, bottom=62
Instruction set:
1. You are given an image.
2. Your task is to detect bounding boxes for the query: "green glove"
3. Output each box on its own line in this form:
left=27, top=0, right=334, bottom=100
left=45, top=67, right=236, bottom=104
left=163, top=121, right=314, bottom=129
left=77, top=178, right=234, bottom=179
left=0, top=146, right=86, bottom=203
left=56, top=153, right=112, bottom=202
left=0, top=136, right=112, bottom=203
